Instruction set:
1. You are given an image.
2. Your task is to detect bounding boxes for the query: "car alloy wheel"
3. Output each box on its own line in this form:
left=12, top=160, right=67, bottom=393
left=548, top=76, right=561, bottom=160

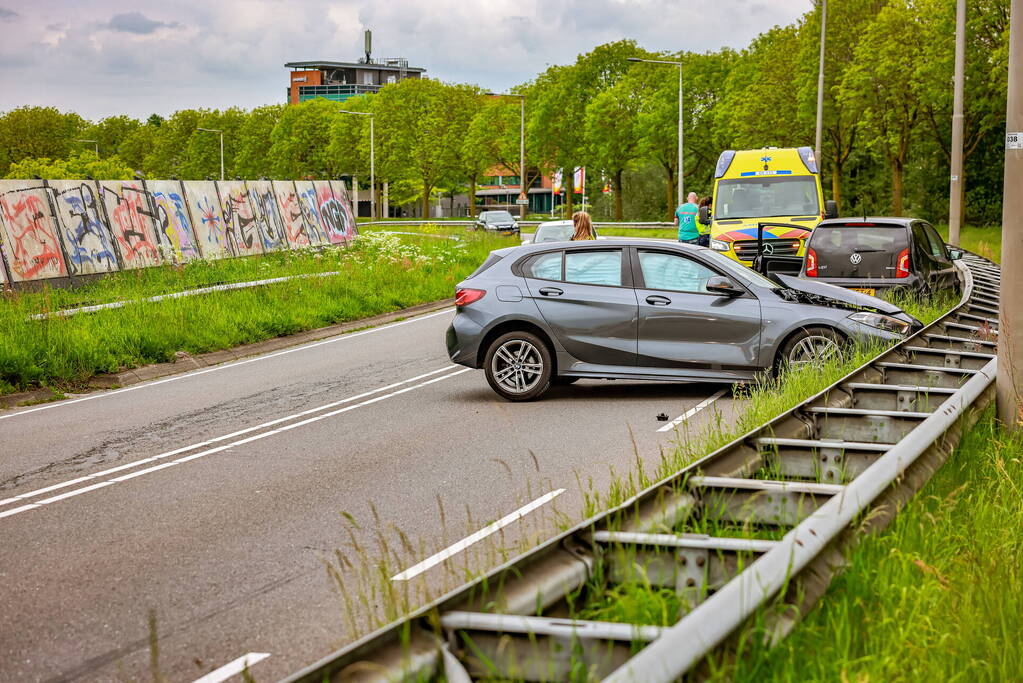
left=786, top=334, right=841, bottom=368
left=490, top=339, right=544, bottom=394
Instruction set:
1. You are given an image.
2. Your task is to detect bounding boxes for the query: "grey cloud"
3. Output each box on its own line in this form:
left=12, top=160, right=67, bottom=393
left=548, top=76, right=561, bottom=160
left=106, top=11, right=180, bottom=34
left=0, top=7, right=18, bottom=20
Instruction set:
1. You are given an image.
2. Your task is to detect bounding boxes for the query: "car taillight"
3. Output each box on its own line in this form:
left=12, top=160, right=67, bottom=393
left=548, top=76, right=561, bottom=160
left=805, top=247, right=818, bottom=277
left=455, top=288, right=486, bottom=307
left=896, top=248, right=910, bottom=278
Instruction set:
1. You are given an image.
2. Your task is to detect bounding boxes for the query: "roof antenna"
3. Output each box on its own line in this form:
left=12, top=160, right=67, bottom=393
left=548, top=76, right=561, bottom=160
left=364, top=29, right=372, bottom=64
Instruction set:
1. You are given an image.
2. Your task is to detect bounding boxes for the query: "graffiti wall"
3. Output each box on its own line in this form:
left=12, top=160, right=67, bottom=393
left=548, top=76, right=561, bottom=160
left=48, top=180, right=120, bottom=275
left=0, top=182, right=68, bottom=281
left=0, top=179, right=356, bottom=284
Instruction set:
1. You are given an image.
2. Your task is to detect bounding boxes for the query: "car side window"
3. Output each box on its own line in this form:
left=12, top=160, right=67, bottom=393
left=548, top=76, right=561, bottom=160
left=921, top=223, right=950, bottom=261
left=565, top=250, right=622, bottom=286
left=523, top=252, right=563, bottom=281
left=910, top=224, right=932, bottom=266
left=638, top=251, right=718, bottom=293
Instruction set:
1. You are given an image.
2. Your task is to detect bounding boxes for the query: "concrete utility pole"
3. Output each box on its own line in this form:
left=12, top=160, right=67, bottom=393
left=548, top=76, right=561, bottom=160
left=629, top=57, right=685, bottom=205
left=814, top=0, right=827, bottom=167
left=997, top=0, right=1022, bottom=428
left=949, top=0, right=967, bottom=246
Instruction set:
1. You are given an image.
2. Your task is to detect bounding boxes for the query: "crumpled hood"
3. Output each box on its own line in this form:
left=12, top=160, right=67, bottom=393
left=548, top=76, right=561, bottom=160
left=776, top=273, right=905, bottom=315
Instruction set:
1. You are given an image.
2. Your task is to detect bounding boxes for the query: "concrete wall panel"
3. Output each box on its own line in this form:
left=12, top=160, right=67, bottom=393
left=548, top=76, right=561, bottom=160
left=150, top=180, right=201, bottom=263
left=0, top=182, right=68, bottom=281
left=273, top=181, right=321, bottom=248
left=217, top=181, right=263, bottom=257
left=329, top=180, right=358, bottom=241
left=246, top=181, right=287, bottom=252
left=48, top=180, right=120, bottom=276
left=314, top=180, right=355, bottom=245
left=294, top=181, right=327, bottom=245
left=182, top=181, right=231, bottom=259
left=100, top=181, right=162, bottom=270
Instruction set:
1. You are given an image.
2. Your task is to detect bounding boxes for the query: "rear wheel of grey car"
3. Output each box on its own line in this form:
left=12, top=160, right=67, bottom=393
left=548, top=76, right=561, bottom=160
left=777, top=327, right=845, bottom=374
left=484, top=331, right=553, bottom=401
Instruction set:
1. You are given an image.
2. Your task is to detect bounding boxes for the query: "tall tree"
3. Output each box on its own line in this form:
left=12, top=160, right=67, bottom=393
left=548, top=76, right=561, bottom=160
left=234, top=104, right=285, bottom=179
left=0, top=106, right=85, bottom=175
left=268, top=99, right=342, bottom=179
left=182, top=108, right=246, bottom=180
left=81, top=115, right=141, bottom=159
left=143, top=109, right=205, bottom=178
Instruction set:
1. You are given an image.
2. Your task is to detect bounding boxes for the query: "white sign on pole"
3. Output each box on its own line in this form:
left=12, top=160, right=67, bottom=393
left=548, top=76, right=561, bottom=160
left=1008, top=132, right=1023, bottom=150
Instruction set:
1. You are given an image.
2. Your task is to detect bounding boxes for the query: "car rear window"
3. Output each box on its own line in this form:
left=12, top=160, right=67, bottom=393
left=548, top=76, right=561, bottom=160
left=808, top=224, right=909, bottom=278
left=535, top=224, right=574, bottom=242
left=466, top=252, right=504, bottom=279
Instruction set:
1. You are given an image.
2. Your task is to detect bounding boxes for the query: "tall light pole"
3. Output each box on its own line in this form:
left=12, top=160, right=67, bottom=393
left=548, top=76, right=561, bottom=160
left=949, top=0, right=967, bottom=247
left=488, top=92, right=526, bottom=218
left=997, top=0, right=1022, bottom=428
left=196, top=128, right=224, bottom=180
left=629, top=56, right=684, bottom=206
left=76, top=139, right=99, bottom=158
left=814, top=0, right=827, bottom=168
left=336, top=109, right=375, bottom=219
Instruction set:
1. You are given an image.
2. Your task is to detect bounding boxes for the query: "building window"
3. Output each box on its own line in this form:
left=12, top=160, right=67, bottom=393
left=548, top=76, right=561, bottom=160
left=386, top=75, right=396, bottom=84
left=364, top=73, right=373, bottom=85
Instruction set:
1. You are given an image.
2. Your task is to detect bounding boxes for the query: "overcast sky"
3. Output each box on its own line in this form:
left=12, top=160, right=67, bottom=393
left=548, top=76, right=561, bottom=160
left=0, top=0, right=811, bottom=121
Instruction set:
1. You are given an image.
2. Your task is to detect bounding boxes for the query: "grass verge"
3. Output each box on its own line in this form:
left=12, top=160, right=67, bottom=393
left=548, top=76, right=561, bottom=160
left=732, top=408, right=1023, bottom=681
left=0, top=232, right=513, bottom=395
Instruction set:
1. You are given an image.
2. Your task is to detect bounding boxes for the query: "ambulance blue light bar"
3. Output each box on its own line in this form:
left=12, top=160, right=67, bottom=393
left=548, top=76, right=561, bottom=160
left=715, top=150, right=736, bottom=178
left=797, top=146, right=818, bottom=173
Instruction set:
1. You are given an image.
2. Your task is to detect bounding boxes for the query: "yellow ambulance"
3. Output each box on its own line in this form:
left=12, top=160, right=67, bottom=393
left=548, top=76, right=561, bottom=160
left=698, top=146, right=837, bottom=265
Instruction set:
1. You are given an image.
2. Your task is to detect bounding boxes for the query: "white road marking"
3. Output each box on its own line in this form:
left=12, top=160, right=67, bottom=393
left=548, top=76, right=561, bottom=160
left=657, top=388, right=729, bottom=433
left=192, top=652, right=270, bottom=683
left=0, top=308, right=454, bottom=422
left=0, top=369, right=471, bottom=521
left=391, top=489, right=566, bottom=581
left=0, top=366, right=457, bottom=509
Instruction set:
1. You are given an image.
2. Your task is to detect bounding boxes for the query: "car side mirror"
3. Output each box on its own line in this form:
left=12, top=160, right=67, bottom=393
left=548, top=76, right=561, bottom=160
left=706, top=275, right=744, bottom=297
left=948, top=248, right=963, bottom=260
left=824, top=200, right=838, bottom=220
left=698, top=206, right=711, bottom=225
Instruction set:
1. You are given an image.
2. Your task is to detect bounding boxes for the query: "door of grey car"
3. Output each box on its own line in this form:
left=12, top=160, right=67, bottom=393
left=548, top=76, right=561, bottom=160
left=919, top=222, right=957, bottom=290
left=632, top=248, right=762, bottom=369
left=520, top=248, right=638, bottom=366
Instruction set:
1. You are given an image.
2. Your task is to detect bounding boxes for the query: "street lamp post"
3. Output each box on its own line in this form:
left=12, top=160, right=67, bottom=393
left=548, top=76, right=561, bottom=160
left=629, top=56, right=684, bottom=206
left=196, top=128, right=224, bottom=180
left=76, top=139, right=99, bottom=158
left=336, top=110, right=375, bottom=220
left=488, top=92, right=526, bottom=219
left=814, top=0, right=827, bottom=167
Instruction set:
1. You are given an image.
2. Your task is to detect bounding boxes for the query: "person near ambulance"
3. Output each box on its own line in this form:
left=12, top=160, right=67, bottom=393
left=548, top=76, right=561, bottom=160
left=674, top=192, right=701, bottom=244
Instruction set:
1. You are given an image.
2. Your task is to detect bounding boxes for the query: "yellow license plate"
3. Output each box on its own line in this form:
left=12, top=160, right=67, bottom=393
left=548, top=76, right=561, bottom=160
left=849, top=287, right=876, bottom=296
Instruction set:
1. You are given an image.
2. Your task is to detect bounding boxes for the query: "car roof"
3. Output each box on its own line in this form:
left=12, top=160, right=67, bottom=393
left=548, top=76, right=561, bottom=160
left=494, top=238, right=705, bottom=258
left=536, top=220, right=573, bottom=228
left=815, top=216, right=918, bottom=228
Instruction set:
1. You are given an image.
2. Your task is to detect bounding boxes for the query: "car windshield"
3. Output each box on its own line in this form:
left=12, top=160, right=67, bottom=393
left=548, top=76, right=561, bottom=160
left=701, top=249, right=779, bottom=289
left=535, top=223, right=574, bottom=242
left=715, top=176, right=820, bottom=219
left=483, top=211, right=514, bottom=223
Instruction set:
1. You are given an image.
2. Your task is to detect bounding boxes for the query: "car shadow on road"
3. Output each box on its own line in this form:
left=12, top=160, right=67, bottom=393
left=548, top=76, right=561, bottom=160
left=454, top=379, right=733, bottom=404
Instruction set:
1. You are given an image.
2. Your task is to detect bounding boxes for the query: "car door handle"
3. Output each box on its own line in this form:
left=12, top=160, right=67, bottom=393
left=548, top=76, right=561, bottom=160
left=539, top=287, right=563, bottom=297
left=645, top=295, right=672, bottom=306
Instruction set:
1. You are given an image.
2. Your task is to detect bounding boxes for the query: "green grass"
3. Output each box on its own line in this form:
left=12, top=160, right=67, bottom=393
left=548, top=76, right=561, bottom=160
left=731, top=409, right=1023, bottom=682
left=358, top=222, right=472, bottom=237
left=0, top=232, right=512, bottom=396
left=937, top=224, right=1002, bottom=263
left=595, top=227, right=678, bottom=239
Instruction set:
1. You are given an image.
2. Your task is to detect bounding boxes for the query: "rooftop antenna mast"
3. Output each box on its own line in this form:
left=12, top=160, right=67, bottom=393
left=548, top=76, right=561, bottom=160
left=364, top=29, right=372, bottom=64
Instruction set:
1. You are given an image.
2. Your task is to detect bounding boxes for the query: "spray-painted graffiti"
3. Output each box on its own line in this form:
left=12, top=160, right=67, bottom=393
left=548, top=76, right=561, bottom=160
left=295, top=181, right=325, bottom=244
left=247, top=181, right=287, bottom=252
left=274, top=181, right=322, bottom=247
left=48, top=180, right=120, bottom=275
left=315, top=180, right=355, bottom=245
left=185, top=181, right=231, bottom=259
left=0, top=184, right=67, bottom=281
left=217, top=181, right=263, bottom=257
left=150, top=180, right=201, bottom=263
left=100, top=182, right=161, bottom=269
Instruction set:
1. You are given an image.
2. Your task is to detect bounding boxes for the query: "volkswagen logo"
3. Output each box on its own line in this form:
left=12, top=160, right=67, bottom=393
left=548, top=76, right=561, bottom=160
left=850, top=253, right=863, bottom=265
left=761, top=243, right=775, bottom=255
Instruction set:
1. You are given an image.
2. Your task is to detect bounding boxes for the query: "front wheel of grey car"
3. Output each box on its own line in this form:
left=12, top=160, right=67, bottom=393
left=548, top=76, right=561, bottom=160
left=777, top=327, right=845, bottom=374
left=484, top=331, right=553, bottom=401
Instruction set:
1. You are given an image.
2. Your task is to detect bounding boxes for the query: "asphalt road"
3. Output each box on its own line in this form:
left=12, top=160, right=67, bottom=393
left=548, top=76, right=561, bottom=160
left=0, top=307, right=732, bottom=682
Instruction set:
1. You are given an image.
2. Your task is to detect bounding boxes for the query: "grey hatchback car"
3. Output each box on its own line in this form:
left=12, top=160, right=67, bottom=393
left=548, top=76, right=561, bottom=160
left=447, top=240, right=923, bottom=401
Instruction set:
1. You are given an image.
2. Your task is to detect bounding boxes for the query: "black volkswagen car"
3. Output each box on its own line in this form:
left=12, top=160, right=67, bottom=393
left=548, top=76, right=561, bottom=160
left=801, top=217, right=962, bottom=297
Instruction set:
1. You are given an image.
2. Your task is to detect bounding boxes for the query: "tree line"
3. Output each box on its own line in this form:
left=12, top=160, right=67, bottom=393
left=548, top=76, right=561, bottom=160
left=0, top=0, right=1010, bottom=223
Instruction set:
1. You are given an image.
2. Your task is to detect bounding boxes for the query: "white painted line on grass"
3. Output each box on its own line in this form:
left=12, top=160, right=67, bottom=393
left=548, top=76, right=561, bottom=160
left=0, top=366, right=457, bottom=508
left=192, top=652, right=270, bottom=683
left=0, top=308, right=454, bottom=422
left=0, top=368, right=471, bottom=521
left=657, top=388, right=728, bottom=433
left=391, top=488, right=566, bottom=581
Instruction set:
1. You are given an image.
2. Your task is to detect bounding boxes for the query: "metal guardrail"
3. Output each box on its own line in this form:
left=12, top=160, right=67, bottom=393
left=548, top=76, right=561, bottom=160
left=285, top=252, right=999, bottom=682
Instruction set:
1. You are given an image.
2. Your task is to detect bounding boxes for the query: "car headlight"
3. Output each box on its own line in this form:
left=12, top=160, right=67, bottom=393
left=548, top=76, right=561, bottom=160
left=709, top=239, right=730, bottom=251
left=848, top=311, right=911, bottom=335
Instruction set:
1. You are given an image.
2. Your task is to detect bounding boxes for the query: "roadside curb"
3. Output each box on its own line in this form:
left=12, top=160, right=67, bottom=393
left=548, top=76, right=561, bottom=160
left=2, top=299, right=454, bottom=408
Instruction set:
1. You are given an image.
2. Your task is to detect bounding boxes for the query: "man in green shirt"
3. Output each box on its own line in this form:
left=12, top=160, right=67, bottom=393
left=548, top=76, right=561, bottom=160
left=674, top=192, right=700, bottom=243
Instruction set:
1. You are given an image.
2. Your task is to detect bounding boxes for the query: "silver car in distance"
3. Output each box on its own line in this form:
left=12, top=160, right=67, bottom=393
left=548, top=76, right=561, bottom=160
left=446, top=240, right=921, bottom=401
